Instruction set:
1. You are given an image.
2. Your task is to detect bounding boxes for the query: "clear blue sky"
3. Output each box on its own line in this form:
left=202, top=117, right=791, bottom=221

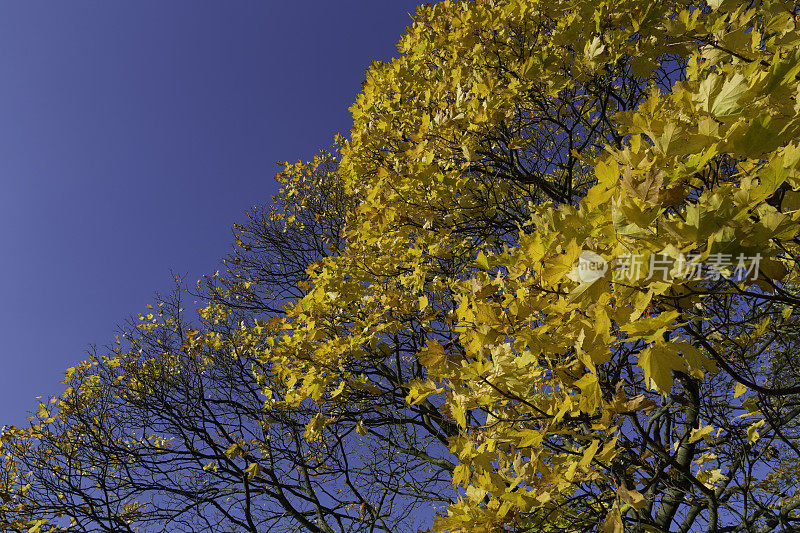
left=0, top=1, right=423, bottom=426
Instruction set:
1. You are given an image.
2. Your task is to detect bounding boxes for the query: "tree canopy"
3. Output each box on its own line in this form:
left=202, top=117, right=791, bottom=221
left=4, top=0, right=800, bottom=531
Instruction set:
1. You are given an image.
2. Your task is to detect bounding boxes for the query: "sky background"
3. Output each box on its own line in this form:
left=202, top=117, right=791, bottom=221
left=0, top=1, right=424, bottom=427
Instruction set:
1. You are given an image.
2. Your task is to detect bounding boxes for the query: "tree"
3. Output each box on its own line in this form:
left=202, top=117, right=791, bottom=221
left=4, top=0, right=800, bottom=531
left=0, top=150, right=457, bottom=533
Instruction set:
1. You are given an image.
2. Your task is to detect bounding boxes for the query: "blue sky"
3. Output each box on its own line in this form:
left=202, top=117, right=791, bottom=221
left=0, top=1, right=422, bottom=426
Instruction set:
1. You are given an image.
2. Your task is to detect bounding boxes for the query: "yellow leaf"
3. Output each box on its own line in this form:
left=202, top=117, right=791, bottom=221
left=689, top=425, right=715, bottom=443
left=734, top=382, right=747, bottom=398
left=594, top=158, right=619, bottom=188
left=638, top=341, right=686, bottom=392
left=622, top=311, right=681, bottom=340
left=244, top=462, right=261, bottom=478
left=675, top=342, right=717, bottom=378
left=418, top=295, right=429, bottom=310
left=452, top=463, right=470, bottom=488
left=224, top=443, right=240, bottom=458
left=578, top=440, right=601, bottom=469
left=475, top=250, right=490, bottom=270
left=574, top=373, right=602, bottom=413
left=28, top=520, right=48, bottom=533
left=697, top=468, right=727, bottom=489
left=418, top=340, right=445, bottom=367
left=405, top=380, right=443, bottom=405
left=711, top=73, right=746, bottom=116
left=747, top=420, right=765, bottom=444
left=304, top=414, right=327, bottom=441
left=584, top=36, right=606, bottom=61
left=618, top=486, right=646, bottom=510
left=451, top=401, right=467, bottom=429
left=600, top=506, right=623, bottom=533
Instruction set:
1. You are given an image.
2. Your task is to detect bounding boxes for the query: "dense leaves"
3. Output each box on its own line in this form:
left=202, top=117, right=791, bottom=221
left=4, top=0, right=800, bottom=532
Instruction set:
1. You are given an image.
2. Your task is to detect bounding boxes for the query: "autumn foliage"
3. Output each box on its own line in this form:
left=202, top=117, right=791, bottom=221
left=4, top=0, right=800, bottom=532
